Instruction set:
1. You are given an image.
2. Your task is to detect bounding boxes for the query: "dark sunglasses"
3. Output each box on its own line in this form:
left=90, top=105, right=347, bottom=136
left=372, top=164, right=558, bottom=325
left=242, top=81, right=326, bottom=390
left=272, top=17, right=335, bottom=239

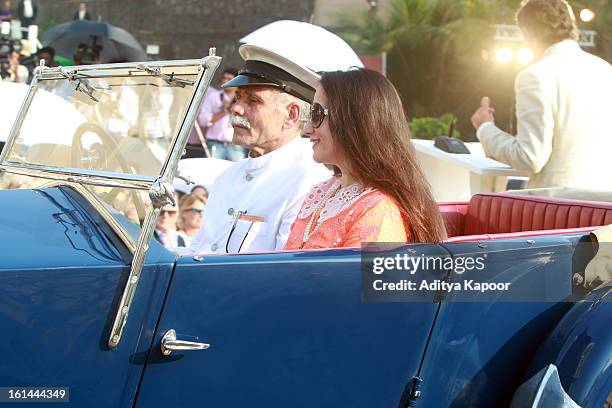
left=309, top=102, right=329, bottom=128
left=185, top=208, right=203, bottom=214
left=159, top=210, right=177, bottom=216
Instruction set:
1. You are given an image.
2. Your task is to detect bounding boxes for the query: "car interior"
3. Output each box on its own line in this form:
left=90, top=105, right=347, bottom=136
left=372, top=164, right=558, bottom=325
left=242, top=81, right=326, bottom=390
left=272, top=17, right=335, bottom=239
left=439, top=192, right=612, bottom=242
left=197, top=191, right=612, bottom=257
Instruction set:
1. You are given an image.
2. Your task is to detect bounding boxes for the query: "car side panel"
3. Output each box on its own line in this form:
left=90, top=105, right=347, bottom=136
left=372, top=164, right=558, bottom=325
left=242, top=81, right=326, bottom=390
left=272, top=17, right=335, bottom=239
left=136, top=246, right=448, bottom=407
left=524, top=286, right=612, bottom=408
left=416, top=236, right=581, bottom=407
left=1, top=188, right=125, bottom=269
left=0, top=188, right=175, bottom=407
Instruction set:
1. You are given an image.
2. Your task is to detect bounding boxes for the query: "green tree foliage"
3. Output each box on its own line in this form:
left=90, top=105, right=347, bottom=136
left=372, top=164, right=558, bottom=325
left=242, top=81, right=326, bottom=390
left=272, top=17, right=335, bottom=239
left=337, top=0, right=521, bottom=140
left=338, top=0, right=611, bottom=141
left=336, top=9, right=393, bottom=54
left=409, top=113, right=461, bottom=139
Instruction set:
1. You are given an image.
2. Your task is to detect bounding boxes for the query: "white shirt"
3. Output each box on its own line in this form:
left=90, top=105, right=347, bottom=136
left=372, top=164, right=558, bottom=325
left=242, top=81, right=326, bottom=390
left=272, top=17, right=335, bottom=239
left=476, top=121, right=494, bottom=139
left=23, top=0, right=33, bottom=17
left=177, top=230, right=194, bottom=247
left=155, top=229, right=182, bottom=250
left=182, top=136, right=330, bottom=255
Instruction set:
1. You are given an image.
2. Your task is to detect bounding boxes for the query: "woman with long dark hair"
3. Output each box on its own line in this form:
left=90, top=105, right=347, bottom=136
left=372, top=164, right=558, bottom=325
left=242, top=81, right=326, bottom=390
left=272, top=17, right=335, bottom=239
left=284, top=68, right=446, bottom=249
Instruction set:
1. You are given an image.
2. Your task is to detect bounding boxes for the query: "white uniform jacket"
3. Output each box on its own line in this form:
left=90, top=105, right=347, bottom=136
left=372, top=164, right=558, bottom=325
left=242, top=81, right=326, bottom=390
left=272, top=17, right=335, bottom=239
left=185, top=136, right=330, bottom=254
left=478, top=40, right=612, bottom=189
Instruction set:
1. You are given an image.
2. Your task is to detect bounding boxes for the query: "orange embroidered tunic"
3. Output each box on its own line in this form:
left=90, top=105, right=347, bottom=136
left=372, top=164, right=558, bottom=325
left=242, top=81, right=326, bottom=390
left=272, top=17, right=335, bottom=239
left=284, top=177, right=410, bottom=250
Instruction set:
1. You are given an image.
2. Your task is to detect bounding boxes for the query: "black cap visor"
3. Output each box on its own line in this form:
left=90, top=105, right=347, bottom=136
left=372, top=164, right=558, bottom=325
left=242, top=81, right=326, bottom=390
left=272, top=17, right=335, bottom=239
left=222, top=73, right=278, bottom=88
left=222, top=60, right=315, bottom=103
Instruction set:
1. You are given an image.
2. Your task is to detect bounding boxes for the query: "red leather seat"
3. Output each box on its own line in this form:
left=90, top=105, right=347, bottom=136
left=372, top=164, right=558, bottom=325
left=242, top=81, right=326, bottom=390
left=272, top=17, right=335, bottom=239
left=439, top=193, right=612, bottom=242
left=438, top=202, right=468, bottom=238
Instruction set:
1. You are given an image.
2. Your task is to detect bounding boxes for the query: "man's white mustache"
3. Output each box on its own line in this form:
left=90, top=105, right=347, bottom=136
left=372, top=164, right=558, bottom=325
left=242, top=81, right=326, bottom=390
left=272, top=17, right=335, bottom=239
left=231, top=115, right=251, bottom=129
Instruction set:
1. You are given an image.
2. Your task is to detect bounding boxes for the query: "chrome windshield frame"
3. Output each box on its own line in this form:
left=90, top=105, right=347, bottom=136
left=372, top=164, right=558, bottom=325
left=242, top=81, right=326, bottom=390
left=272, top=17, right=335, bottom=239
left=0, top=162, right=156, bottom=190
left=0, top=70, right=40, bottom=164
left=105, top=53, right=222, bottom=349
left=0, top=57, right=216, bottom=187
left=0, top=52, right=222, bottom=349
left=36, top=58, right=208, bottom=81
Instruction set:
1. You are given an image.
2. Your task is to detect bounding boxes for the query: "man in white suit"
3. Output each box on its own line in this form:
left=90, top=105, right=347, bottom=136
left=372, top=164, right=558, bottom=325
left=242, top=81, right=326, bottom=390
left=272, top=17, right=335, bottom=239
left=178, top=45, right=329, bottom=255
left=471, top=0, right=612, bottom=190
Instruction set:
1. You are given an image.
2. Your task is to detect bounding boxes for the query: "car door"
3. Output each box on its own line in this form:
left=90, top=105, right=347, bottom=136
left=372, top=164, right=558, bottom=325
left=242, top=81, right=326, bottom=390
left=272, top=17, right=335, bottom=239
left=136, top=245, right=450, bottom=407
left=0, top=187, right=175, bottom=407
left=416, top=236, right=584, bottom=407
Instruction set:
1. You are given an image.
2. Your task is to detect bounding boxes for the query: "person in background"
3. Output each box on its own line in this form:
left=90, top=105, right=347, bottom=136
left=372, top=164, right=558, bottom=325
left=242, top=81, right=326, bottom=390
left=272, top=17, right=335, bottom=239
left=190, top=184, right=209, bottom=199
left=90, top=51, right=101, bottom=65
left=185, top=68, right=245, bottom=160
left=1, top=49, right=29, bottom=83
left=177, top=193, right=207, bottom=247
left=284, top=69, right=446, bottom=250
left=73, top=2, right=91, bottom=20
left=471, top=0, right=612, bottom=190
left=154, top=202, right=185, bottom=250
left=73, top=43, right=101, bottom=65
left=0, top=0, right=12, bottom=21
left=37, top=47, right=60, bottom=68
left=17, top=0, right=36, bottom=27
left=17, top=39, right=36, bottom=79
left=73, top=43, right=87, bottom=65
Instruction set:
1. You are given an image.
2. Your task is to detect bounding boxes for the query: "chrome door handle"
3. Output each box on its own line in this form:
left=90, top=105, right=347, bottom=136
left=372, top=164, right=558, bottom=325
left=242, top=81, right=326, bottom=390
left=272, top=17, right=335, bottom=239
left=161, top=329, right=210, bottom=356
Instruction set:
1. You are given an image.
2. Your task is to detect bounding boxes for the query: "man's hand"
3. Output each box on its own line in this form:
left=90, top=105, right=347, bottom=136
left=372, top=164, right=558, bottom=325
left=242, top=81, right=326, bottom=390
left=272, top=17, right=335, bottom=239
left=471, top=96, right=495, bottom=130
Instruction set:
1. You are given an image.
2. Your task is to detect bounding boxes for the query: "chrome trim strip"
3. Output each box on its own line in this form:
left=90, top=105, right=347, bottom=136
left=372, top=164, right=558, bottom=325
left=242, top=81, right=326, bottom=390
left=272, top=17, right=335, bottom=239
left=0, top=163, right=155, bottom=190
left=38, top=180, right=137, bottom=253
left=38, top=59, right=206, bottom=80
left=108, top=204, right=160, bottom=348
left=0, top=74, right=40, bottom=163
left=107, top=54, right=222, bottom=349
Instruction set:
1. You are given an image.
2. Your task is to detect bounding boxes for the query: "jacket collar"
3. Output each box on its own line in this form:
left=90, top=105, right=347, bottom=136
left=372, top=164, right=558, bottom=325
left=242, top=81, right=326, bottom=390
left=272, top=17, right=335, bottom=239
left=245, top=134, right=305, bottom=172
left=542, top=39, right=580, bottom=58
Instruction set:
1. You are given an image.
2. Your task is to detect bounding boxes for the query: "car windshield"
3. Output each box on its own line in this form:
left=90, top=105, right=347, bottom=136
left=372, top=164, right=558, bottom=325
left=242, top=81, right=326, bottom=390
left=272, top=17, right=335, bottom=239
left=0, top=60, right=215, bottom=237
left=3, top=64, right=199, bottom=178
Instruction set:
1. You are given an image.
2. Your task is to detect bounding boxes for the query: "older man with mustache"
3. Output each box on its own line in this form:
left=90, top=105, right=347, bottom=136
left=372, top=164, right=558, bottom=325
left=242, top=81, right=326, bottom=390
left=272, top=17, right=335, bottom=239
left=180, top=45, right=329, bottom=254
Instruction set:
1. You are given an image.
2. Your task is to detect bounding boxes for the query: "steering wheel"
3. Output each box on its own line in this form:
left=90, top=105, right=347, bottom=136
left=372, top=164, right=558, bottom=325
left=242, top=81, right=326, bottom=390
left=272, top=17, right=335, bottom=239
left=71, top=122, right=147, bottom=222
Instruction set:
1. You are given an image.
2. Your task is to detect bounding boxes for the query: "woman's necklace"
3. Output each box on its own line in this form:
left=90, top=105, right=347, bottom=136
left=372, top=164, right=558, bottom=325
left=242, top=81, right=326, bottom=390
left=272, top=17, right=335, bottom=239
left=300, top=183, right=342, bottom=249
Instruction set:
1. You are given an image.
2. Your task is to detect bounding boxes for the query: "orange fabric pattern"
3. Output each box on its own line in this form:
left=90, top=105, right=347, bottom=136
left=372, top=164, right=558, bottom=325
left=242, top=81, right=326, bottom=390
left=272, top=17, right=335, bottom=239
left=284, top=177, right=410, bottom=250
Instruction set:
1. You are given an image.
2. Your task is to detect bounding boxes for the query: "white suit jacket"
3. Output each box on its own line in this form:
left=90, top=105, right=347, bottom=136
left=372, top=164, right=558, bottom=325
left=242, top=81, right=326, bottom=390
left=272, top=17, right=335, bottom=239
left=183, top=136, right=330, bottom=254
left=478, top=40, right=612, bottom=189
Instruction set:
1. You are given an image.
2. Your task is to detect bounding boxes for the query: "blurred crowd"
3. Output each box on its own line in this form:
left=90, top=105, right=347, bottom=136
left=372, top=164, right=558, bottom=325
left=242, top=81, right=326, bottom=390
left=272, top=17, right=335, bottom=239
left=0, top=1, right=101, bottom=84
left=0, top=0, right=38, bottom=27
left=154, top=187, right=209, bottom=250
left=0, top=0, right=40, bottom=84
left=0, top=0, right=91, bottom=24
left=0, top=0, right=58, bottom=82
left=0, top=40, right=58, bottom=83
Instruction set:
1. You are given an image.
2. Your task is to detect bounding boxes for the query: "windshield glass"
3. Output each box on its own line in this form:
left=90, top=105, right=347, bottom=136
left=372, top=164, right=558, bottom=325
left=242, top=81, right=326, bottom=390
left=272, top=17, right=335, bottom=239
left=4, top=64, right=199, bottom=178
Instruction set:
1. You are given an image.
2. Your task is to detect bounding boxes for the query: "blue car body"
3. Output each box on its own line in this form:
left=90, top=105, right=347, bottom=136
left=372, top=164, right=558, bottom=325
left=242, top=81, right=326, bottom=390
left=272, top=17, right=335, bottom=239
left=1, top=185, right=610, bottom=407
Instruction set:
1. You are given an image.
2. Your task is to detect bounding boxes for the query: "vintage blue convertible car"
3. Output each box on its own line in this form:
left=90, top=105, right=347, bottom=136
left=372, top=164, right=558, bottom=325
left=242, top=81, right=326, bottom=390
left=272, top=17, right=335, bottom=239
left=0, top=55, right=610, bottom=407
